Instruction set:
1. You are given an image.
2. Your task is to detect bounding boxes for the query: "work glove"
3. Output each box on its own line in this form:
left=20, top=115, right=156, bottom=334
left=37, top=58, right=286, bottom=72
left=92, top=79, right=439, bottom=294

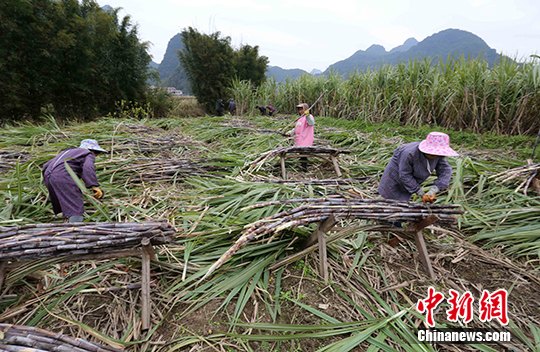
left=92, top=186, right=104, bottom=200
left=422, top=186, right=439, bottom=203
left=422, top=194, right=436, bottom=203
left=303, top=109, right=310, bottom=116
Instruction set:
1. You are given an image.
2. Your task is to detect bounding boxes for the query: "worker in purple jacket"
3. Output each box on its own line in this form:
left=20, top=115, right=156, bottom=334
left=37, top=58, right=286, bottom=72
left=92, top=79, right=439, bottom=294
left=378, top=132, right=459, bottom=203
left=42, top=139, right=107, bottom=222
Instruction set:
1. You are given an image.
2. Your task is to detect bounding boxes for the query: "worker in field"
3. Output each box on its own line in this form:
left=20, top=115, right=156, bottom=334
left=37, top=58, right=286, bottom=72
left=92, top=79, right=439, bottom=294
left=255, top=105, right=267, bottom=115
left=42, top=139, right=106, bottom=223
left=288, top=102, right=315, bottom=170
left=228, top=98, right=236, bottom=115
left=378, top=132, right=458, bottom=203
left=289, top=103, right=315, bottom=147
left=266, top=104, right=276, bottom=116
left=215, top=99, right=225, bottom=116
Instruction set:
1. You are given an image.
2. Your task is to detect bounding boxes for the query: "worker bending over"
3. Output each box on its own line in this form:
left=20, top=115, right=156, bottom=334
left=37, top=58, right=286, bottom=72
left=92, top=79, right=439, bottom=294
left=42, top=139, right=106, bottom=222
left=378, top=132, right=459, bottom=203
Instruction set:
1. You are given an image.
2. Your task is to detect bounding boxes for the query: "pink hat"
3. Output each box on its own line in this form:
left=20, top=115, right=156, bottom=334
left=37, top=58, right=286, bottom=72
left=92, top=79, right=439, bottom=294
left=418, top=132, right=459, bottom=157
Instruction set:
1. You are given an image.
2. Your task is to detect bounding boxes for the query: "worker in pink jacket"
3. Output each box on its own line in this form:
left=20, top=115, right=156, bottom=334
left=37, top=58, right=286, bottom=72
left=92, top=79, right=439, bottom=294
left=292, top=102, right=315, bottom=146
left=287, top=102, right=315, bottom=170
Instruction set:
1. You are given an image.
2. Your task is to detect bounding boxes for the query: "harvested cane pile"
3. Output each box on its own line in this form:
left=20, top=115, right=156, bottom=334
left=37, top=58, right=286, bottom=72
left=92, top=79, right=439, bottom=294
left=0, top=221, right=174, bottom=261
left=108, top=135, right=202, bottom=156
left=108, top=157, right=220, bottom=183
left=0, top=150, right=30, bottom=173
left=250, top=176, right=373, bottom=186
left=203, top=197, right=463, bottom=279
left=491, top=162, right=540, bottom=194
left=219, top=123, right=289, bottom=137
left=247, top=146, right=350, bottom=173
left=0, top=324, right=122, bottom=352
left=120, top=123, right=164, bottom=134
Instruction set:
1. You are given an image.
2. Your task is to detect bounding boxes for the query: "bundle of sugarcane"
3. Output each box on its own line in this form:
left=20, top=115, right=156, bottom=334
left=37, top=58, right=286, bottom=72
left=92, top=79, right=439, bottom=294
left=250, top=176, right=373, bottom=186
left=202, top=197, right=463, bottom=279
left=491, top=161, right=540, bottom=194
left=108, top=135, right=195, bottom=155
left=0, top=221, right=175, bottom=261
left=120, top=123, right=163, bottom=134
left=0, top=324, right=122, bottom=352
left=107, top=157, right=220, bottom=183
left=0, top=150, right=30, bottom=173
left=247, top=146, right=350, bottom=172
left=491, top=162, right=540, bottom=183
left=221, top=119, right=256, bottom=128
left=220, top=123, right=289, bottom=137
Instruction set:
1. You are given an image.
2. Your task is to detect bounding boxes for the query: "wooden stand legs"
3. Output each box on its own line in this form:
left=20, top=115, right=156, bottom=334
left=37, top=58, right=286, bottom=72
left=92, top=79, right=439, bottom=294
left=279, top=153, right=343, bottom=179
left=310, top=215, right=438, bottom=283
left=309, top=216, right=336, bottom=283
left=409, top=215, right=438, bottom=280
left=280, top=153, right=287, bottom=179
left=413, top=231, right=436, bottom=280
left=331, top=155, right=342, bottom=177
left=141, top=238, right=156, bottom=331
left=0, top=242, right=159, bottom=332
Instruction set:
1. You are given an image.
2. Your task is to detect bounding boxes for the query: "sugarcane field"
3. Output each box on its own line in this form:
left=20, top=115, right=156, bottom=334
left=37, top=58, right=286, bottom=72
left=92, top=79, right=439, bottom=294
left=2, top=1, right=540, bottom=351
left=1, top=100, right=539, bottom=351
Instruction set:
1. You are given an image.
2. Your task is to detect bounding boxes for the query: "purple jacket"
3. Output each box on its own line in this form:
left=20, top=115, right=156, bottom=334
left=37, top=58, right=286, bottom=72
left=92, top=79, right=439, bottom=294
left=378, top=142, right=452, bottom=201
left=42, top=148, right=99, bottom=187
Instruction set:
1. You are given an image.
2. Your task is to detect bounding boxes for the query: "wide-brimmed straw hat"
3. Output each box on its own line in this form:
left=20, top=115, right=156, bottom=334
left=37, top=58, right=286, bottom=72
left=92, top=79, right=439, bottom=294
left=79, top=139, right=107, bottom=153
left=418, top=132, right=458, bottom=157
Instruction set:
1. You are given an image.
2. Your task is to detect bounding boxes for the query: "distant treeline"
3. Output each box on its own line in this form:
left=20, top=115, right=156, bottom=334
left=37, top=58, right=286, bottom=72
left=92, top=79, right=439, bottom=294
left=0, top=0, right=151, bottom=122
left=233, top=58, right=540, bottom=135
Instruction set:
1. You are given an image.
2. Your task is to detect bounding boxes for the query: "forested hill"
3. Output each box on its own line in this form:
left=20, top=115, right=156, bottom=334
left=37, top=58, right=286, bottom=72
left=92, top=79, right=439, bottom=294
left=265, top=66, right=309, bottom=83
left=324, top=28, right=500, bottom=76
left=156, top=28, right=502, bottom=86
left=156, top=33, right=191, bottom=93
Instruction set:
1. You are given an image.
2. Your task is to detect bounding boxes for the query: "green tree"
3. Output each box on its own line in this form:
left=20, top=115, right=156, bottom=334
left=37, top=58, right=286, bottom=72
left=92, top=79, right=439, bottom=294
left=0, top=0, right=151, bottom=122
left=179, top=27, right=268, bottom=112
left=179, top=27, right=235, bottom=111
left=233, top=44, right=268, bottom=87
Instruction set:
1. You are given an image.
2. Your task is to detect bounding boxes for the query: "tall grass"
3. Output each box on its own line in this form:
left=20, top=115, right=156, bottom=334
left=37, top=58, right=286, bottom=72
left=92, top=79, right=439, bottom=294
left=232, top=57, right=540, bottom=135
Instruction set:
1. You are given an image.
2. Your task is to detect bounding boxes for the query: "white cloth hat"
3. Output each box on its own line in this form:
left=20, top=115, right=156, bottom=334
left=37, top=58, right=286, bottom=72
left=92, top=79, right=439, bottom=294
left=80, top=139, right=107, bottom=153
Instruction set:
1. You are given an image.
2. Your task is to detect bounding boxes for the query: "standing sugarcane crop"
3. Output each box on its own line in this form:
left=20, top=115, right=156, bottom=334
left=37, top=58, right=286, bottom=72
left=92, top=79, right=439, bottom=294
left=378, top=132, right=459, bottom=203
left=42, top=139, right=107, bottom=223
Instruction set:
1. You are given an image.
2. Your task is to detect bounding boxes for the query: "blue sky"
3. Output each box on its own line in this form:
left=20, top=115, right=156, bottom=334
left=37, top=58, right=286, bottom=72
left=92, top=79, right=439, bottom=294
left=97, top=0, right=540, bottom=71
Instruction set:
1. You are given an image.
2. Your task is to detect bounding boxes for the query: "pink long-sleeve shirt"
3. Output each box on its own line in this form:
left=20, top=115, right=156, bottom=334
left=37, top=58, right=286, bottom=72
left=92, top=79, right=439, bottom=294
left=294, top=114, right=315, bottom=146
